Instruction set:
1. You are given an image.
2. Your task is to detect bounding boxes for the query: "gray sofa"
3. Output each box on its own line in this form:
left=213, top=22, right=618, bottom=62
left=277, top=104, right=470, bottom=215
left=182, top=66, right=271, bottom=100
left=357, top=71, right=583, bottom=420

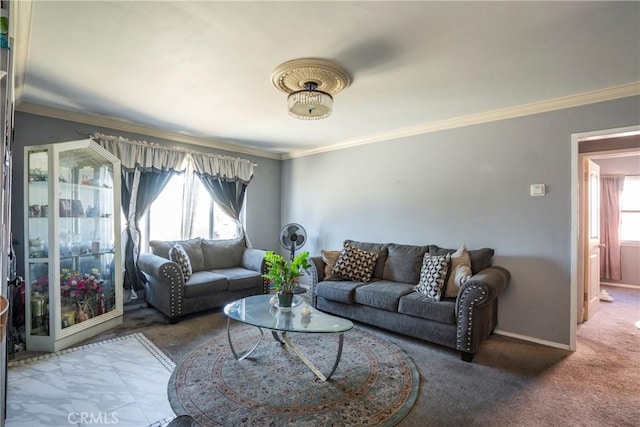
left=138, top=236, right=267, bottom=323
left=309, top=240, right=510, bottom=362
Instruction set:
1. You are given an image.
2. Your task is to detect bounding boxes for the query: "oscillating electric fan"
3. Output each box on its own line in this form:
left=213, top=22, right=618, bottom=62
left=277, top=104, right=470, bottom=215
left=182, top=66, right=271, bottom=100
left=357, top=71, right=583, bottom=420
left=280, top=223, right=307, bottom=260
left=279, top=223, right=308, bottom=293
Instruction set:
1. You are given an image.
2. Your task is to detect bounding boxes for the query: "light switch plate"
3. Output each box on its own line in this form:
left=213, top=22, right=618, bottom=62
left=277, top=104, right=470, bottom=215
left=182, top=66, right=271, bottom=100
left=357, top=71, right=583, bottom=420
left=530, top=184, right=546, bottom=196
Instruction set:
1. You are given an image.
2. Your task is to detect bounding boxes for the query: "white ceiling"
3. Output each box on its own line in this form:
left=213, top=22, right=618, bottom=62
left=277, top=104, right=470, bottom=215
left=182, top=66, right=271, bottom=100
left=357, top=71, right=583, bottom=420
left=13, top=1, right=640, bottom=158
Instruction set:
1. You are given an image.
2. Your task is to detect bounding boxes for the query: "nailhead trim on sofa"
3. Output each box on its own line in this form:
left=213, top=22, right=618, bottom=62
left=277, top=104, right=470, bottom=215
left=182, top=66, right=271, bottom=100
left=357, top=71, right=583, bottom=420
left=162, top=264, right=183, bottom=318
left=456, top=283, right=488, bottom=352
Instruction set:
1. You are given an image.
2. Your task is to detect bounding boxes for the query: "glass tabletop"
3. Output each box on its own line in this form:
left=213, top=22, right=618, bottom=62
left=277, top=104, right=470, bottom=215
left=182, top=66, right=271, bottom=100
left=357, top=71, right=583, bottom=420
left=224, top=294, right=353, bottom=334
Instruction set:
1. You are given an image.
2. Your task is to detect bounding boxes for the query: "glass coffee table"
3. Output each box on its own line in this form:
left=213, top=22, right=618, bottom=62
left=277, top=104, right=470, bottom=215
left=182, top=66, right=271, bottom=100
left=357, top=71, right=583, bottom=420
left=223, top=294, right=353, bottom=382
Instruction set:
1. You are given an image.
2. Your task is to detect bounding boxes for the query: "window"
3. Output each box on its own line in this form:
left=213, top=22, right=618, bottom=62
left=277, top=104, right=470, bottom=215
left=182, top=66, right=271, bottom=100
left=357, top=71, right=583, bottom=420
left=143, top=174, right=240, bottom=244
left=620, top=176, right=640, bottom=242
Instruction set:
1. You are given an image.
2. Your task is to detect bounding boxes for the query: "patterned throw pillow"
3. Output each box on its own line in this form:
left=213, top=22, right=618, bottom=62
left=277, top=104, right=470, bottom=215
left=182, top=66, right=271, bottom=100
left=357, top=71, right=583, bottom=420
left=169, top=243, right=192, bottom=282
left=332, top=244, right=379, bottom=282
left=415, top=253, right=451, bottom=301
left=321, top=250, right=342, bottom=281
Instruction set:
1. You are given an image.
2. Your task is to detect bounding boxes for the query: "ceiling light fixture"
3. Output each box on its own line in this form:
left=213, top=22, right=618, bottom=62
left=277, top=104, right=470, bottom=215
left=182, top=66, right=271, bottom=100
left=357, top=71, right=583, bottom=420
left=272, top=58, right=351, bottom=120
left=288, top=82, right=333, bottom=120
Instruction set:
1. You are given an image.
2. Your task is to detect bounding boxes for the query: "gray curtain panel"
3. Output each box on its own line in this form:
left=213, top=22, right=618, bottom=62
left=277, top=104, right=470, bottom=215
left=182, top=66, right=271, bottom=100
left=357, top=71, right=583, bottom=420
left=121, top=168, right=178, bottom=290
left=196, top=174, right=247, bottom=224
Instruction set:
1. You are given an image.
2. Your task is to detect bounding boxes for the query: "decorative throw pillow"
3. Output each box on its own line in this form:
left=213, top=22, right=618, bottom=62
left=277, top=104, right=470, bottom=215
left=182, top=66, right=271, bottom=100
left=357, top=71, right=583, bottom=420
left=169, top=243, right=192, bottom=282
left=344, top=240, right=389, bottom=279
left=332, top=244, right=379, bottom=282
left=444, top=244, right=473, bottom=298
left=430, top=245, right=494, bottom=275
left=415, top=253, right=451, bottom=301
left=321, top=250, right=342, bottom=280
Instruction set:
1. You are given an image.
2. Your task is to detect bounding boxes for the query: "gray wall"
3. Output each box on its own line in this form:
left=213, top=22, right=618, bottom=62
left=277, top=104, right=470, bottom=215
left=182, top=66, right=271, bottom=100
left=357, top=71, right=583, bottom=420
left=11, top=112, right=282, bottom=277
left=281, top=96, right=640, bottom=347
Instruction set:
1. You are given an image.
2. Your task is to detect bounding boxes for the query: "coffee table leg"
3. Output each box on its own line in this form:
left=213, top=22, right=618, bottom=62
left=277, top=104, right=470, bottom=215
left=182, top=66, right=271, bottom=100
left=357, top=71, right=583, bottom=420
left=281, top=332, right=344, bottom=382
left=271, top=331, right=285, bottom=345
left=227, top=317, right=264, bottom=361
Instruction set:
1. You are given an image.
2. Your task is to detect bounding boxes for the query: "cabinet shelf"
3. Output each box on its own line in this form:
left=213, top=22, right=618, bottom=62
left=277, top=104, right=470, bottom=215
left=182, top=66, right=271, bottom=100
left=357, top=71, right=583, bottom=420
left=57, top=215, right=114, bottom=219
left=60, top=251, right=115, bottom=260
left=28, top=179, right=113, bottom=191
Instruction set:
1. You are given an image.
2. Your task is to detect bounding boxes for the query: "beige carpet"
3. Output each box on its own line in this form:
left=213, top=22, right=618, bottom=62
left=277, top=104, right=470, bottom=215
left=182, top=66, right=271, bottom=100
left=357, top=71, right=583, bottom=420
left=20, top=285, right=639, bottom=426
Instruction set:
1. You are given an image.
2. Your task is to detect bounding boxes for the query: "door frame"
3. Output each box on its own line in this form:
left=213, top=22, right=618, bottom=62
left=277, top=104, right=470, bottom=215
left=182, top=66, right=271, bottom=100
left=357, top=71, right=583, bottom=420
left=570, top=124, right=640, bottom=351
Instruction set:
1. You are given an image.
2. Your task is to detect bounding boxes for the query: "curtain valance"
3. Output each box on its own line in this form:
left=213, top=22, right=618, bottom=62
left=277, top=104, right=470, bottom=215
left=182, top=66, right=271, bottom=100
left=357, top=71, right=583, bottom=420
left=191, top=152, right=255, bottom=184
left=91, top=133, right=256, bottom=181
left=92, top=134, right=188, bottom=172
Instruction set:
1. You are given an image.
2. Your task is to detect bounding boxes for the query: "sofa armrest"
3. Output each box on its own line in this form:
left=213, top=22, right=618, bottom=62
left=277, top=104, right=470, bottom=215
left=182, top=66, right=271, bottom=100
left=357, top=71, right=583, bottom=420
left=138, top=253, right=185, bottom=285
left=241, top=248, right=270, bottom=294
left=455, top=266, right=510, bottom=356
left=241, top=248, right=267, bottom=272
left=138, top=253, right=186, bottom=321
left=308, top=256, right=325, bottom=307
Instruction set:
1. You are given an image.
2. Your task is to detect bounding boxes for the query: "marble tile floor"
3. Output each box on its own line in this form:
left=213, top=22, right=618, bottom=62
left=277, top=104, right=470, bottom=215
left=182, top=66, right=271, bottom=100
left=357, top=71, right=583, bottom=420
left=5, top=333, right=177, bottom=427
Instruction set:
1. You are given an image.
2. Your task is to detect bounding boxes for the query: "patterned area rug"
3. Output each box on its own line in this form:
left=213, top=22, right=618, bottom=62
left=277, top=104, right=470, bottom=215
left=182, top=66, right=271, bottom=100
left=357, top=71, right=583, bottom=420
left=168, top=326, right=419, bottom=426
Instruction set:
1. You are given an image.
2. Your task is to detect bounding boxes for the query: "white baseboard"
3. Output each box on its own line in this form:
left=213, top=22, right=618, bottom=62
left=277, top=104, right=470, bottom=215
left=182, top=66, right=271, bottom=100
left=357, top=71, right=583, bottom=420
left=493, top=329, right=572, bottom=351
left=601, top=282, right=640, bottom=289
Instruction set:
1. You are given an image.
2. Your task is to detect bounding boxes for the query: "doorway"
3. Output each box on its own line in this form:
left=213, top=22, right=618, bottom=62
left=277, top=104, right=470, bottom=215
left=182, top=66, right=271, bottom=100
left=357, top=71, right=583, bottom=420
left=571, top=125, right=640, bottom=351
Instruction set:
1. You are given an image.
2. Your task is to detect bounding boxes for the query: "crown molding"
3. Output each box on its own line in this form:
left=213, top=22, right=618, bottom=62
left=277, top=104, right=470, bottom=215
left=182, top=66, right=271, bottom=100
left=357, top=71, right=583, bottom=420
left=15, top=102, right=282, bottom=160
left=284, top=82, right=640, bottom=159
left=16, top=82, right=639, bottom=162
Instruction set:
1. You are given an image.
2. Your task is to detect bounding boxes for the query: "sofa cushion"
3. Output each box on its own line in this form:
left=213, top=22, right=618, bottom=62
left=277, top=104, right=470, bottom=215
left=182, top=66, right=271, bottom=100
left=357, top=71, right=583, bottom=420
left=354, top=281, right=414, bottom=312
left=344, top=240, right=389, bottom=279
left=415, top=253, right=451, bottom=301
left=398, top=293, right=456, bottom=324
left=149, top=240, right=173, bottom=259
left=212, top=267, right=262, bottom=291
left=316, top=280, right=366, bottom=304
left=169, top=244, right=192, bottom=282
left=382, top=243, right=429, bottom=284
left=444, top=244, right=473, bottom=298
left=333, top=243, right=379, bottom=282
left=179, top=238, right=205, bottom=272
left=183, top=271, right=228, bottom=297
left=430, top=245, right=494, bottom=274
left=150, top=238, right=204, bottom=272
left=202, top=236, right=245, bottom=270
left=321, top=250, right=342, bottom=281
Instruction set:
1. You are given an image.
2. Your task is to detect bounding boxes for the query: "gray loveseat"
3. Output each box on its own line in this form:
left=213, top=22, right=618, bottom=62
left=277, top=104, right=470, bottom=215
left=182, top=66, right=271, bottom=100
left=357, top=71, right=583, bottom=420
left=309, top=240, right=510, bottom=362
left=138, top=236, right=267, bottom=323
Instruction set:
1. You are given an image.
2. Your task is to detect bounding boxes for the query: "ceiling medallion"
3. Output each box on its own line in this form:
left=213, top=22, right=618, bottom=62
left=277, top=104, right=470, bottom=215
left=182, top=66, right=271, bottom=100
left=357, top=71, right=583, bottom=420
left=271, top=58, right=352, bottom=120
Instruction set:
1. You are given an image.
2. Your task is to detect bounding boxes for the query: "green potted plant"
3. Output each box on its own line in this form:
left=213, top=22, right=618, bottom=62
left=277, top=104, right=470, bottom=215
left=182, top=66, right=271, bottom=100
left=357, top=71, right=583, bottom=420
left=262, top=250, right=311, bottom=308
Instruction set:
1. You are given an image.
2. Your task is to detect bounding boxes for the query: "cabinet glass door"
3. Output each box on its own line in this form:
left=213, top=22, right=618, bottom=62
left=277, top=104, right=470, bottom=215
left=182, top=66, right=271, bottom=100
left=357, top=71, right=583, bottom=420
left=27, top=149, right=50, bottom=337
left=58, top=148, right=117, bottom=328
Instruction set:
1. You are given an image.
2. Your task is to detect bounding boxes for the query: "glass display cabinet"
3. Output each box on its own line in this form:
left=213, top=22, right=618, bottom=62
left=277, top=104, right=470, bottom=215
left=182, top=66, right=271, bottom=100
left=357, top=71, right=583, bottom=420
left=24, top=139, right=122, bottom=352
